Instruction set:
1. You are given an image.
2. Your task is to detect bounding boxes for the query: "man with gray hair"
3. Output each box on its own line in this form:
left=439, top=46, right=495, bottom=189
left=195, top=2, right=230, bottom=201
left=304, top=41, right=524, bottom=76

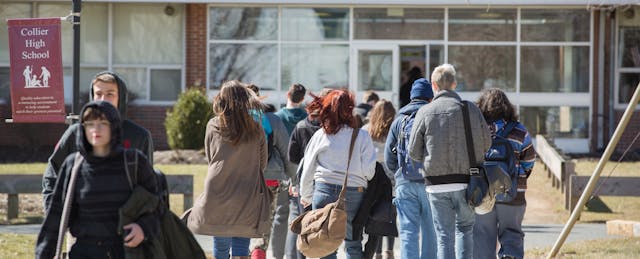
left=408, top=64, right=491, bottom=258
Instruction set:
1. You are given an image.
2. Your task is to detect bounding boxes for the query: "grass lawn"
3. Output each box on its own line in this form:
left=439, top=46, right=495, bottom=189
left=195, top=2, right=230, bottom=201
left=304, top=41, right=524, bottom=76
left=525, top=237, right=640, bottom=258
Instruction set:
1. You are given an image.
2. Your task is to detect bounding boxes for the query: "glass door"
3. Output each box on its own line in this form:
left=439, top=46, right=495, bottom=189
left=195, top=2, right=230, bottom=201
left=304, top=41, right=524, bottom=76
left=350, top=44, right=399, bottom=106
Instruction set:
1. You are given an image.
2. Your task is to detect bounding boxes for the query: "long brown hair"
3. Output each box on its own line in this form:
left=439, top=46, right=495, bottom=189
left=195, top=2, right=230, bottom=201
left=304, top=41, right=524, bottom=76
left=306, top=89, right=356, bottom=135
left=212, top=80, right=263, bottom=144
left=368, top=99, right=396, bottom=142
left=476, top=88, right=518, bottom=123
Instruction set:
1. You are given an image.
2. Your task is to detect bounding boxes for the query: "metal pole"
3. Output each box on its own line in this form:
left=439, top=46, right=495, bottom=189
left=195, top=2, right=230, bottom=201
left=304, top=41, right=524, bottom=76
left=547, top=82, right=640, bottom=258
left=71, top=0, right=81, bottom=115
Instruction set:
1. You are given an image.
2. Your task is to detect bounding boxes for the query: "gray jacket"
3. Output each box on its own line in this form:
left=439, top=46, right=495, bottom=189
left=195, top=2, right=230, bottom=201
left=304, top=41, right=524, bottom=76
left=408, top=89, right=491, bottom=185
left=264, top=113, right=296, bottom=181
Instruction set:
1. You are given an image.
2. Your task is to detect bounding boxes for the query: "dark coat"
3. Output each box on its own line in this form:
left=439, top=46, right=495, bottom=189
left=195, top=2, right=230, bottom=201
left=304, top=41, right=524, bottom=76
left=352, top=162, right=397, bottom=240
left=119, top=185, right=205, bottom=259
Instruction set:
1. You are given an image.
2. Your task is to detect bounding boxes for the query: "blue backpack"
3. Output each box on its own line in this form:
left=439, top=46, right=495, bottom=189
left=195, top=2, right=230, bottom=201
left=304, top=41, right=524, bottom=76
left=396, top=111, right=424, bottom=181
left=484, top=121, right=519, bottom=202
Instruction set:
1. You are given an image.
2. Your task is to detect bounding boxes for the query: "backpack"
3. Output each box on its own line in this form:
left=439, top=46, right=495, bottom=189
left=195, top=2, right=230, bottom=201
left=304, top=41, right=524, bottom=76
left=396, top=111, right=425, bottom=181
left=124, top=149, right=169, bottom=209
left=484, top=121, right=519, bottom=202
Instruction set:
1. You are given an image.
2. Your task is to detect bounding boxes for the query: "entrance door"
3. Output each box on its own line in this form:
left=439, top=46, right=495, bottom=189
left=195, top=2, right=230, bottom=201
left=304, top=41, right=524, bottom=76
left=350, top=44, right=399, bottom=105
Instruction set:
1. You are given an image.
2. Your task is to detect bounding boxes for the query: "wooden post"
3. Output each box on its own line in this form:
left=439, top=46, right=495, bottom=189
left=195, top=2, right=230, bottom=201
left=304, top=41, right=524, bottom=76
left=7, top=194, right=19, bottom=220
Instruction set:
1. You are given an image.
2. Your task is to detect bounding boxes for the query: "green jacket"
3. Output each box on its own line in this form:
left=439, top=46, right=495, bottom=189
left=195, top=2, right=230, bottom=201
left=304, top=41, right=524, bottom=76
left=119, top=186, right=205, bottom=259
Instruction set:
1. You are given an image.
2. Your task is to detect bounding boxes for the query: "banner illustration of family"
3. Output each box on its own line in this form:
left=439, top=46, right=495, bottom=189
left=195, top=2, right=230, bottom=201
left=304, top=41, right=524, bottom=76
left=23, top=65, right=51, bottom=88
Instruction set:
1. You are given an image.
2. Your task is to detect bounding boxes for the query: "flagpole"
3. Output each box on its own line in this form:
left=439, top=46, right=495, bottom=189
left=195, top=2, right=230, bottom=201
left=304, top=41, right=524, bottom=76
left=71, top=0, right=81, bottom=116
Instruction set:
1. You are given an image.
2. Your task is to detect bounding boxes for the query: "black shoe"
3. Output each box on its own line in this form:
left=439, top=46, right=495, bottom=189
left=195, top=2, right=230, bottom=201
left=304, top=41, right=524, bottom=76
left=501, top=255, right=516, bottom=259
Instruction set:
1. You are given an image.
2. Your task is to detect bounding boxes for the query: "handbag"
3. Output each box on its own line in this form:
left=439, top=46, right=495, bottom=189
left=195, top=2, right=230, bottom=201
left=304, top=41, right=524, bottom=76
left=461, top=101, right=510, bottom=215
left=55, top=152, right=84, bottom=259
left=289, top=128, right=359, bottom=258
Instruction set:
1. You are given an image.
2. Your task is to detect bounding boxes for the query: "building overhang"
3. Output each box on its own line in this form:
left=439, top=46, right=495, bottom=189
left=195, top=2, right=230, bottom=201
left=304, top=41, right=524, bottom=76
left=81, top=0, right=638, bottom=5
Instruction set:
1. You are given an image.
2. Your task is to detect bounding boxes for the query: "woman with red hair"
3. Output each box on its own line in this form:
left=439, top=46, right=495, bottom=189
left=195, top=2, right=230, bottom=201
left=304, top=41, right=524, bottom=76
left=299, top=89, right=377, bottom=259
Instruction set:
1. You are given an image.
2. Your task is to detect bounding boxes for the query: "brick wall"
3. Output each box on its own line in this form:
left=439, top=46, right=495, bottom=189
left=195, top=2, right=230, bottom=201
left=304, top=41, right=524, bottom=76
left=614, top=110, right=640, bottom=155
left=127, top=105, right=171, bottom=150
left=185, top=4, right=207, bottom=88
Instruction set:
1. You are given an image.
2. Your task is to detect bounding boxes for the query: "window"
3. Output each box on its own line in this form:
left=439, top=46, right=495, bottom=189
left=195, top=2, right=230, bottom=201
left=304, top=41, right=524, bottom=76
left=449, top=9, right=517, bottom=41
left=209, top=7, right=277, bottom=40
left=281, top=44, right=348, bottom=91
left=209, top=44, right=277, bottom=89
left=520, top=106, right=589, bottom=139
left=521, top=9, right=590, bottom=42
left=0, top=3, right=31, bottom=101
left=617, top=10, right=640, bottom=105
left=282, top=8, right=349, bottom=41
left=354, top=8, right=444, bottom=40
left=521, top=46, right=589, bottom=92
left=448, top=46, right=516, bottom=91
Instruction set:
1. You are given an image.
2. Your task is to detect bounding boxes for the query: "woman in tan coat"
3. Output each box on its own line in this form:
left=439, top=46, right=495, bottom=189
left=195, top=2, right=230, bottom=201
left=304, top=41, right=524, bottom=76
left=185, top=80, right=273, bottom=259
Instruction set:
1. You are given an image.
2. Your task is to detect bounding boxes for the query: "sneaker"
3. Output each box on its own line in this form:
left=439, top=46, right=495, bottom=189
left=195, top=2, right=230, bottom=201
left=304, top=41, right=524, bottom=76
left=501, top=255, right=516, bottom=259
left=251, top=248, right=266, bottom=259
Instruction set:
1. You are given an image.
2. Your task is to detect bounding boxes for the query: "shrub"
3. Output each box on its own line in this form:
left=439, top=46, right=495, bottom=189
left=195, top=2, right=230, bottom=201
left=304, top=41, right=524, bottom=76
left=165, top=87, right=212, bottom=150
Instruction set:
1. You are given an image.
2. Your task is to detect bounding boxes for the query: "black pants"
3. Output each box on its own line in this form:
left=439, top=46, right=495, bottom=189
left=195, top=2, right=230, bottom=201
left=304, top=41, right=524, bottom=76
left=69, top=240, right=125, bottom=259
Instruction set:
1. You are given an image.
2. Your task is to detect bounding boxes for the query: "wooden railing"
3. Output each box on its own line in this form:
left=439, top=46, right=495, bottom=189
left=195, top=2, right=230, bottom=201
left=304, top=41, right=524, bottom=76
left=535, top=135, right=576, bottom=210
left=0, top=174, right=193, bottom=221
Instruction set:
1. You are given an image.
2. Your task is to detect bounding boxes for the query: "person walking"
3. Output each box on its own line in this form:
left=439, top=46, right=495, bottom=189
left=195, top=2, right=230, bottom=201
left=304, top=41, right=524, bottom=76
left=408, top=64, right=491, bottom=259
left=473, top=88, right=536, bottom=259
left=362, top=99, right=397, bottom=259
left=43, top=71, right=154, bottom=210
left=186, top=80, right=273, bottom=259
left=36, top=101, right=160, bottom=259
left=276, top=83, right=308, bottom=134
left=245, top=85, right=296, bottom=259
left=299, top=89, right=377, bottom=259
left=384, top=78, right=437, bottom=259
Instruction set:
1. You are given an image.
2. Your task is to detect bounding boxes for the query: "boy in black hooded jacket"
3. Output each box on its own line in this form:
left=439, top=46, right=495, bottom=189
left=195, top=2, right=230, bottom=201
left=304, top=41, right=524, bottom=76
left=42, top=71, right=154, bottom=210
left=36, top=101, right=159, bottom=259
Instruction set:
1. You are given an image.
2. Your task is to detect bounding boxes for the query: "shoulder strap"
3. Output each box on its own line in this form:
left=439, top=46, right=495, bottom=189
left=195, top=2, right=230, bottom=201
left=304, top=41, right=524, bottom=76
left=337, top=127, right=359, bottom=207
left=461, top=101, right=477, bottom=167
left=55, top=152, right=84, bottom=259
left=124, top=149, right=139, bottom=190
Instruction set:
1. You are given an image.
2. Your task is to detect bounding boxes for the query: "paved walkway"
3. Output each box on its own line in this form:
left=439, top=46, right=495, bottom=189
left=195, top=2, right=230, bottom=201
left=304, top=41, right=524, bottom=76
left=3, top=223, right=618, bottom=258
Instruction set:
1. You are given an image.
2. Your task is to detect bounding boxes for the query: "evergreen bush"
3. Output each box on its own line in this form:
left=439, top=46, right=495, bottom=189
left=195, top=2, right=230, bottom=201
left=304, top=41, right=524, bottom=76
left=165, top=87, right=212, bottom=150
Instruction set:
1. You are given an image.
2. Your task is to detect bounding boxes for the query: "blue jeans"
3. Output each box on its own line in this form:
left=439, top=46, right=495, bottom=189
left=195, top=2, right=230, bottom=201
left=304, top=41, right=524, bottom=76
left=213, top=237, right=250, bottom=259
left=393, top=182, right=437, bottom=259
left=473, top=203, right=526, bottom=259
left=428, top=189, right=475, bottom=259
left=312, top=182, right=365, bottom=259
left=286, top=195, right=305, bottom=259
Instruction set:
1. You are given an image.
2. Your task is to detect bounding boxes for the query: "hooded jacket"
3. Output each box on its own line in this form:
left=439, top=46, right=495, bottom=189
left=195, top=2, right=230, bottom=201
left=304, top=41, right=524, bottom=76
left=408, top=90, right=491, bottom=185
left=275, top=107, right=307, bottom=135
left=384, top=99, right=430, bottom=186
left=43, top=71, right=154, bottom=210
left=36, top=101, right=159, bottom=259
left=263, top=113, right=296, bottom=181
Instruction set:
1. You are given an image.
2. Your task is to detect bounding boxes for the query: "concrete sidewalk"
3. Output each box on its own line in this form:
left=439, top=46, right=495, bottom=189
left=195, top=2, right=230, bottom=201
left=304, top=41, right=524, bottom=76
left=3, top=223, right=619, bottom=258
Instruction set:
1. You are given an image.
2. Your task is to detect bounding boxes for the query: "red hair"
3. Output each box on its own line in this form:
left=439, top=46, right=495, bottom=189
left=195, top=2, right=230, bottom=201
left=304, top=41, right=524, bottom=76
left=307, top=89, right=356, bottom=135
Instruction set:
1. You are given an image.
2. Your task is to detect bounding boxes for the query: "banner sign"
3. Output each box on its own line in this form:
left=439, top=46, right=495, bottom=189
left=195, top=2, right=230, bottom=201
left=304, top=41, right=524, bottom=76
left=8, top=18, right=65, bottom=123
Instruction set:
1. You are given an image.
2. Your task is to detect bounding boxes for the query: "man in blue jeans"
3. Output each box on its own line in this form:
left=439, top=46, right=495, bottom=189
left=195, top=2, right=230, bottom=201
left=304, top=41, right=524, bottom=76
left=384, top=78, right=437, bottom=259
left=408, top=64, right=491, bottom=259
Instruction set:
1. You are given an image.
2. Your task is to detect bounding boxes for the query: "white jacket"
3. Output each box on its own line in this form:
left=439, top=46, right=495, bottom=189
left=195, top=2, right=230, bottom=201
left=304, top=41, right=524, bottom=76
left=300, top=126, right=377, bottom=203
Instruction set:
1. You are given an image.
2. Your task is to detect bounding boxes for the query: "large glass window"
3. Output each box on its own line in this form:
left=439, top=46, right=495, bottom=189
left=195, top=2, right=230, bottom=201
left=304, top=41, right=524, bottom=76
left=520, top=106, right=589, bottom=139
left=358, top=50, right=393, bottom=91
left=282, top=8, right=349, bottom=41
left=521, top=9, right=590, bottom=42
left=209, top=44, right=277, bottom=89
left=354, top=8, right=444, bottom=40
left=448, top=46, right=516, bottom=91
left=521, top=46, right=589, bottom=92
left=617, top=18, right=640, bottom=104
left=210, top=7, right=277, bottom=40
left=281, top=44, right=348, bottom=91
left=448, top=9, right=516, bottom=41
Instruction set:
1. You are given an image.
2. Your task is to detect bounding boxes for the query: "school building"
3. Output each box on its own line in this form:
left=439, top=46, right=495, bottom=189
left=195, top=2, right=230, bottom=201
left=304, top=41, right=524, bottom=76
left=0, top=0, right=639, bottom=157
